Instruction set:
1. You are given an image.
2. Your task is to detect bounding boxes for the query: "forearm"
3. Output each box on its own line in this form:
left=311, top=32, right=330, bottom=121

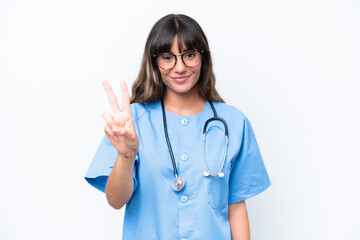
left=105, top=151, right=135, bottom=209
left=228, top=200, right=250, bottom=240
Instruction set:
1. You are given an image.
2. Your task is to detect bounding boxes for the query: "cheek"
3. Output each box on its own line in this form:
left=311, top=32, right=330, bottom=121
left=159, top=70, right=170, bottom=82
left=193, top=66, right=202, bottom=80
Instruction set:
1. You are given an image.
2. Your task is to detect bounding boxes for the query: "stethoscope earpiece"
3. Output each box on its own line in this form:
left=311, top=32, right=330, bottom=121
left=203, top=171, right=225, bottom=178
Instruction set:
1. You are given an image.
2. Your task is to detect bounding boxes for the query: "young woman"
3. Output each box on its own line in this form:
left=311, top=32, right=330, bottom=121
left=85, top=14, right=271, bottom=240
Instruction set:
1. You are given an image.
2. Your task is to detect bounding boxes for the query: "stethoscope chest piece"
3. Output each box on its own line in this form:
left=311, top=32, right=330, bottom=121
left=172, top=175, right=185, bottom=192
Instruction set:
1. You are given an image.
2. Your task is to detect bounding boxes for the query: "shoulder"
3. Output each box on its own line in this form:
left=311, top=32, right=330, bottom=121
left=212, top=101, right=248, bottom=122
left=211, top=101, right=253, bottom=139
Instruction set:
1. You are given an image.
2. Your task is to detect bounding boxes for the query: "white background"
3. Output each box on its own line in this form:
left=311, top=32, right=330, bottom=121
left=1, top=0, right=359, bottom=239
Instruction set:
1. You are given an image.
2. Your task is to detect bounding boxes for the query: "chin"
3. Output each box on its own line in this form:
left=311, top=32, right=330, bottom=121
left=168, top=84, right=199, bottom=96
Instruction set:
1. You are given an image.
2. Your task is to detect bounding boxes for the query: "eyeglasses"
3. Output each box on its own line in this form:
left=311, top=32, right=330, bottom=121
left=154, top=50, right=203, bottom=70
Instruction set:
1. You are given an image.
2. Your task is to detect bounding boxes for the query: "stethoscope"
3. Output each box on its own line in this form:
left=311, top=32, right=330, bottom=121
left=161, top=98, right=229, bottom=192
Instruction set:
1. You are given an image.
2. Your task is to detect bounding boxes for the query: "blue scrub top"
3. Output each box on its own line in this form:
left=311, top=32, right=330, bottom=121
left=85, top=99, right=271, bottom=240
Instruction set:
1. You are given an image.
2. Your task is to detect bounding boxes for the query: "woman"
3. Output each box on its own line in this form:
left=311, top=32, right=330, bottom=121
left=85, top=14, right=271, bottom=239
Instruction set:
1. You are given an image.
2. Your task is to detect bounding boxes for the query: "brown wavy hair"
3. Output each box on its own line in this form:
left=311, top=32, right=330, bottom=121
left=130, top=14, right=224, bottom=103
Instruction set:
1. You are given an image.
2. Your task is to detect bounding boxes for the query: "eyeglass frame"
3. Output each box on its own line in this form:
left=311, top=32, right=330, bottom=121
left=153, top=49, right=204, bottom=70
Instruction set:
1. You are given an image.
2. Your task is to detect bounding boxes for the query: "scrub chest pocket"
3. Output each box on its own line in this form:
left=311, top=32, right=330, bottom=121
left=206, top=162, right=231, bottom=209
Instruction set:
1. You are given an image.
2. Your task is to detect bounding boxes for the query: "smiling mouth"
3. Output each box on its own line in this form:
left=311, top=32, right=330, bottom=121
left=171, top=76, right=190, bottom=83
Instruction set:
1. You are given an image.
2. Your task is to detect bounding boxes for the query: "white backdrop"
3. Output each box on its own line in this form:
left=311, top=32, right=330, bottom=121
left=1, top=0, right=359, bottom=239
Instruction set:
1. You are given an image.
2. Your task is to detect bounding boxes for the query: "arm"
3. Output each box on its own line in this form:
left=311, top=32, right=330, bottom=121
left=105, top=152, right=135, bottom=209
left=102, top=80, right=139, bottom=210
left=228, top=200, right=250, bottom=240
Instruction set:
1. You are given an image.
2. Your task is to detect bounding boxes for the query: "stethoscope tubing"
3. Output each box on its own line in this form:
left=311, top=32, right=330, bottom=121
left=161, top=98, right=229, bottom=191
left=161, top=98, right=179, bottom=177
left=203, top=133, right=228, bottom=177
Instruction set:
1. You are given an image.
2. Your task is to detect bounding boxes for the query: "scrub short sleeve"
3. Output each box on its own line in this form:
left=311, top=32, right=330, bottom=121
left=84, top=135, right=139, bottom=193
left=228, top=117, right=271, bottom=205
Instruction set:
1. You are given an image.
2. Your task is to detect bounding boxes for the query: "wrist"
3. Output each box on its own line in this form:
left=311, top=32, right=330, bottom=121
left=117, top=150, right=137, bottom=163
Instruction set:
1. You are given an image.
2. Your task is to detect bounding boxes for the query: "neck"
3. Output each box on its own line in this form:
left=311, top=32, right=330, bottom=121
left=163, top=87, right=206, bottom=116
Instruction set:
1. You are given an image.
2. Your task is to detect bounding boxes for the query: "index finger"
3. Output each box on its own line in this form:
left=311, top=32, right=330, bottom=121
left=120, top=80, right=131, bottom=113
left=103, top=80, right=121, bottom=113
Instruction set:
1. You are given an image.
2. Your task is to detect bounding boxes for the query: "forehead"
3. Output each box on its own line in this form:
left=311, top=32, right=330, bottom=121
left=169, top=36, right=188, bottom=53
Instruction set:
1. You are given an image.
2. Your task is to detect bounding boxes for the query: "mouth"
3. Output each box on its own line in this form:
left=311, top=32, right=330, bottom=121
left=170, top=75, right=190, bottom=83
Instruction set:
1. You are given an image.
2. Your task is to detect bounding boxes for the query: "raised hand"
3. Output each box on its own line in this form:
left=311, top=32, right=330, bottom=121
left=102, top=80, right=139, bottom=158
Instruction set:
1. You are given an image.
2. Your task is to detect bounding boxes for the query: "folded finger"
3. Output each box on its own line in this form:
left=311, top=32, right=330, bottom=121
left=102, top=111, right=114, bottom=127
left=104, top=124, right=114, bottom=136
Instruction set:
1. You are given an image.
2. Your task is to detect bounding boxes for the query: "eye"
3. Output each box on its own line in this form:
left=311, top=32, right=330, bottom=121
left=184, top=52, right=196, bottom=58
left=184, top=51, right=197, bottom=60
left=160, top=54, right=174, bottom=62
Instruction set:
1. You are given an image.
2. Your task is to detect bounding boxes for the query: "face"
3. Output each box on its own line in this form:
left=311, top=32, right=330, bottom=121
left=158, top=36, right=202, bottom=98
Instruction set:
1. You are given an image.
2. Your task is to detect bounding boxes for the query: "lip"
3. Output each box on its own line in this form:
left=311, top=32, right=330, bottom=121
left=170, top=76, right=190, bottom=83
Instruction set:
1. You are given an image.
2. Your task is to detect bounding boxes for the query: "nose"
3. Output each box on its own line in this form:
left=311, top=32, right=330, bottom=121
left=173, top=56, right=187, bottom=73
